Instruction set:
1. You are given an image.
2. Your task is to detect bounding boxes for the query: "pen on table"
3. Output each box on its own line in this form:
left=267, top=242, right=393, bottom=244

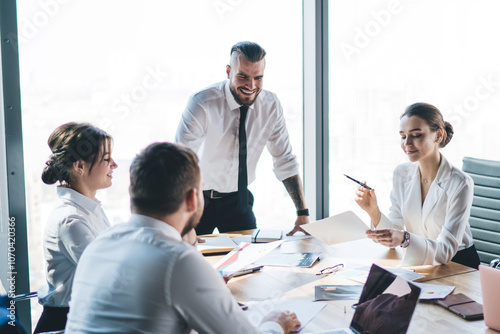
left=343, top=174, right=372, bottom=190
left=232, top=266, right=263, bottom=277
left=238, top=302, right=249, bottom=310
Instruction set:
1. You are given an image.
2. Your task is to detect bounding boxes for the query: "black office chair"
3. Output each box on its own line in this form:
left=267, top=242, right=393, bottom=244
left=462, top=157, right=500, bottom=264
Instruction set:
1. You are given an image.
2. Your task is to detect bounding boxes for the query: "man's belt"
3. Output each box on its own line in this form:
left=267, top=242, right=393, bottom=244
left=203, top=190, right=238, bottom=199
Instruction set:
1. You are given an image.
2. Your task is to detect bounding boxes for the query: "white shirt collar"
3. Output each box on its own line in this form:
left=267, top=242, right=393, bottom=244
left=411, top=153, right=452, bottom=184
left=129, top=214, right=182, bottom=242
left=57, top=186, right=101, bottom=213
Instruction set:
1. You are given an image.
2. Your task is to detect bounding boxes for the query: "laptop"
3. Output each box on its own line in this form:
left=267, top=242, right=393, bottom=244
left=479, top=264, right=500, bottom=331
left=311, top=264, right=421, bottom=334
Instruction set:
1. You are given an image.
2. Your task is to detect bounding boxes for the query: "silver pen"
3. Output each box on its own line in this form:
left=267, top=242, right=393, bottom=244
left=232, top=266, right=263, bottom=277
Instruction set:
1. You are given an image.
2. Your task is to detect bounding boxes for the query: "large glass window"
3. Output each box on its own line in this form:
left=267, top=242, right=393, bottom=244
left=17, top=1, right=302, bottom=326
left=329, top=0, right=500, bottom=218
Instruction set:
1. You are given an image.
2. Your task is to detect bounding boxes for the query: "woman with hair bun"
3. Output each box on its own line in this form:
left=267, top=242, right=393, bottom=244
left=34, top=123, right=117, bottom=333
left=355, top=103, right=480, bottom=269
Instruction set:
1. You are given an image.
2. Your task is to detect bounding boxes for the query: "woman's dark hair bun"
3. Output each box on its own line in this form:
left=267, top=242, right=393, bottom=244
left=41, top=152, right=68, bottom=185
left=41, top=163, right=57, bottom=185
left=441, top=121, right=454, bottom=148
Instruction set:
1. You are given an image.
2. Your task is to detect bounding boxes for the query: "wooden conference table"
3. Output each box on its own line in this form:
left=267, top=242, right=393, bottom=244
left=204, top=232, right=494, bottom=334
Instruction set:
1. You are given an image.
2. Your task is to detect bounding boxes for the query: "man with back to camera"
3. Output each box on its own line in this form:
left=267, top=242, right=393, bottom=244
left=64, top=142, right=300, bottom=333
left=176, top=41, right=309, bottom=236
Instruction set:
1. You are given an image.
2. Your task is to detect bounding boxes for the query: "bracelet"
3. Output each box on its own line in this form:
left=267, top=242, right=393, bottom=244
left=296, top=209, right=309, bottom=216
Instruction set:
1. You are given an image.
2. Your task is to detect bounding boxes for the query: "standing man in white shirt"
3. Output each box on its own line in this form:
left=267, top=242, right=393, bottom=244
left=65, top=142, right=300, bottom=334
left=176, top=41, right=309, bottom=236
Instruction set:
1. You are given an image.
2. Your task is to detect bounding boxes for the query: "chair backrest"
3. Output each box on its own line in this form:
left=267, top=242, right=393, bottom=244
left=462, top=157, right=500, bottom=264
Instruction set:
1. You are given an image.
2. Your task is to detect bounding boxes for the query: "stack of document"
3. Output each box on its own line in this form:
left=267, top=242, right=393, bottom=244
left=196, top=235, right=238, bottom=255
left=314, top=285, right=364, bottom=301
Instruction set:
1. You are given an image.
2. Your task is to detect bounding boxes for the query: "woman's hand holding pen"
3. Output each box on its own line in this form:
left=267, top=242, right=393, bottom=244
left=366, top=229, right=404, bottom=248
left=354, top=183, right=382, bottom=226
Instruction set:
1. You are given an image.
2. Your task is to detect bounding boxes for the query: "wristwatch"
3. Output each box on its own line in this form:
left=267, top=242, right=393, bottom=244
left=296, top=209, right=309, bottom=216
left=401, top=231, right=410, bottom=248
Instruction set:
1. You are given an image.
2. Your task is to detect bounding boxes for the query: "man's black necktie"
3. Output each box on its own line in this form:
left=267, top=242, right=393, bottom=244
left=238, top=106, right=249, bottom=212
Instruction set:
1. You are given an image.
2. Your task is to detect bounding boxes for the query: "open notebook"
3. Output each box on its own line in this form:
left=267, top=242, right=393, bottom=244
left=312, top=264, right=421, bottom=334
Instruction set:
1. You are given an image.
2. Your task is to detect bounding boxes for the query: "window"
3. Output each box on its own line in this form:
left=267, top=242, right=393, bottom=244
left=17, top=0, right=302, bottom=327
left=329, top=0, right=500, bottom=218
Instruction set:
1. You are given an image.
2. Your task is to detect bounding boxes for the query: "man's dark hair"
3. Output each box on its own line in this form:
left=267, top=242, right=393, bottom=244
left=129, top=142, right=200, bottom=216
left=230, top=41, right=266, bottom=63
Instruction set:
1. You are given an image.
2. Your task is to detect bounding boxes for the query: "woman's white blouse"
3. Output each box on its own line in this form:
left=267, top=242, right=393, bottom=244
left=376, top=155, right=475, bottom=266
left=38, top=186, right=111, bottom=307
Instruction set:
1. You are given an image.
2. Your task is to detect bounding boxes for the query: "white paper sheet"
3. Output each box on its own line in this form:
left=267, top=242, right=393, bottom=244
left=413, top=283, right=455, bottom=300
left=302, top=211, right=369, bottom=245
left=337, top=265, right=425, bottom=284
left=337, top=268, right=370, bottom=284
left=213, top=240, right=284, bottom=275
left=254, top=251, right=321, bottom=267
left=384, top=267, right=425, bottom=282
left=246, top=299, right=327, bottom=331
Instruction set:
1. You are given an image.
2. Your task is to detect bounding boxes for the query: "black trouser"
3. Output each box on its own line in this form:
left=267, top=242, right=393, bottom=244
left=196, top=190, right=256, bottom=235
left=451, top=244, right=481, bottom=269
left=34, top=306, right=69, bottom=333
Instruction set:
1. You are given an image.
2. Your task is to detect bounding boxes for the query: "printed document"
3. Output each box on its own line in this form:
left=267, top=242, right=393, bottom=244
left=302, top=211, right=369, bottom=245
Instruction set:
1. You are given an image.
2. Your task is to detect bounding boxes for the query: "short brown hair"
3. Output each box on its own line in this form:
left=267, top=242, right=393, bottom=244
left=230, top=41, right=266, bottom=63
left=129, top=142, right=200, bottom=216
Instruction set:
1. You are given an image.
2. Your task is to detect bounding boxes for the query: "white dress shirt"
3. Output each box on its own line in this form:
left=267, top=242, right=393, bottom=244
left=38, top=186, right=110, bottom=307
left=376, top=155, right=475, bottom=266
left=175, top=80, right=299, bottom=192
left=66, top=214, right=283, bottom=334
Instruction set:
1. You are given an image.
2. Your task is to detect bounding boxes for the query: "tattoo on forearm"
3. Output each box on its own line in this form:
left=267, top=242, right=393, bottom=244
left=283, top=175, right=306, bottom=210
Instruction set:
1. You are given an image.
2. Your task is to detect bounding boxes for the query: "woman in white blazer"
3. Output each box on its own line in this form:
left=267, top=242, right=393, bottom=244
left=355, top=103, right=480, bottom=269
left=34, top=123, right=118, bottom=333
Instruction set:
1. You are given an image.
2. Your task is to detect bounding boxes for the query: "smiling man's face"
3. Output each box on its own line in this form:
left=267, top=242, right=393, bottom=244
left=226, top=54, right=265, bottom=106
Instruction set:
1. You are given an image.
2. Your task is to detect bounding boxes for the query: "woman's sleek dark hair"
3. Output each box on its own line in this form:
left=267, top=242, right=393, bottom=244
left=401, top=102, right=453, bottom=148
left=41, top=122, right=112, bottom=185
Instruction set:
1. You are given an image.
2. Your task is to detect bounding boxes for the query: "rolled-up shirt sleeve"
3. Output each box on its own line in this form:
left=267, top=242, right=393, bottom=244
left=170, top=249, right=284, bottom=334
left=266, top=100, right=299, bottom=182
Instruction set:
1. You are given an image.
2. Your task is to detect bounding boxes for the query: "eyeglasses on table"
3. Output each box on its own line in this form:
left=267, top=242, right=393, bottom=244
left=316, top=263, right=344, bottom=275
